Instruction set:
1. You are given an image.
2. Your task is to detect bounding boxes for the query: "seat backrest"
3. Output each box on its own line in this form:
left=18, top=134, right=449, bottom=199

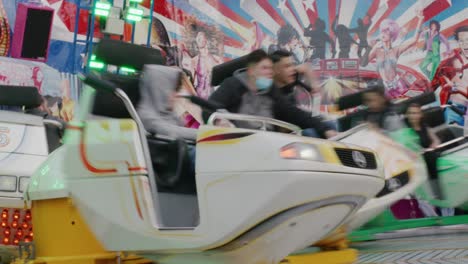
left=0, top=85, right=42, bottom=108
left=94, top=39, right=166, bottom=71
left=423, top=107, right=445, bottom=128
left=435, top=128, right=457, bottom=143
left=91, top=73, right=141, bottom=118
left=336, top=82, right=384, bottom=111
left=337, top=110, right=366, bottom=132
left=44, top=121, right=62, bottom=153
left=211, top=54, right=249, bottom=86
left=90, top=39, right=166, bottom=118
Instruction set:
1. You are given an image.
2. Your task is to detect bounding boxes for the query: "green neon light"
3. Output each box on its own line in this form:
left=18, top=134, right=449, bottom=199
left=121, top=67, right=136, bottom=73
left=129, top=0, right=143, bottom=2
left=95, top=9, right=110, bottom=17
left=125, top=14, right=143, bottom=22
left=95, top=1, right=111, bottom=10
left=89, top=60, right=105, bottom=69
left=128, top=7, right=144, bottom=16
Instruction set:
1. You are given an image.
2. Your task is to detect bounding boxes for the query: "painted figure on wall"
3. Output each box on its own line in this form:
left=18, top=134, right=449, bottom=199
left=419, top=20, right=451, bottom=81
left=432, top=25, right=468, bottom=125
left=304, top=18, right=336, bottom=61
left=350, top=14, right=372, bottom=64
left=227, top=20, right=265, bottom=52
left=332, top=16, right=358, bottom=58
left=270, top=24, right=307, bottom=64
left=0, top=0, right=9, bottom=57
left=183, top=17, right=223, bottom=99
left=367, top=11, right=424, bottom=99
left=149, top=17, right=179, bottom=66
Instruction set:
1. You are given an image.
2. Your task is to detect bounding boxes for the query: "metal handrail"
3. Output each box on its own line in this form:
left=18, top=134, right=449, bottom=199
left=207, top=112, right=301, bottom=134
left=43, top=119, right=64, bottom=130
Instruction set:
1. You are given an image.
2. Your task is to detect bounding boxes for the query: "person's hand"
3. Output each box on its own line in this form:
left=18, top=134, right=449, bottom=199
left=325, top=130, right=338, bottom=138
left=296, top=63, right=308, bottom=74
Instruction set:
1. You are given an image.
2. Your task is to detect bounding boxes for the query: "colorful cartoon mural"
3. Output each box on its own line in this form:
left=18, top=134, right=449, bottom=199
left=134, top=0, right=466, bottom=119
left=0, top=0, right=465, bottom=222
left=1, top=0, right=466, bottom=121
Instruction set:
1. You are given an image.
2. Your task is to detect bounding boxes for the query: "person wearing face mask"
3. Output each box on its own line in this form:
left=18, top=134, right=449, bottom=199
left=204, top=49, right=336, bottom=138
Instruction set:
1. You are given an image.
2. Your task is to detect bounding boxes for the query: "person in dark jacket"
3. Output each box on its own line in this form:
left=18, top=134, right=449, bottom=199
left=362, top=86, right=401, bottom=131
left=203, top=49, right=337, bottom=138
left=270, top=49, right=336, bottom=136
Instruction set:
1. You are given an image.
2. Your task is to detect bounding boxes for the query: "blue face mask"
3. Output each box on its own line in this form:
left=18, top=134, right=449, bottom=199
left=255, top=77, right=273, bottom=91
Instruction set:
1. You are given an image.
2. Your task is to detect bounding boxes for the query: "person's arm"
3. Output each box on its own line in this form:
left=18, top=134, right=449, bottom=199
left=332, top=17, right=337, bottom=34
left=138, top=98, right=198, bottom=140
left=440, top=34, right=451, bottom=56
left=367, top=44, right=379, bottom=63
left=273, top=95, right=336, bottom=138
left=201, top=77, right=243, bottom=123
left=326, top=34, right=336, bottom=56
left=428, top=128, right=441, bottom=148
left=396, top=13, right=424, bottom=56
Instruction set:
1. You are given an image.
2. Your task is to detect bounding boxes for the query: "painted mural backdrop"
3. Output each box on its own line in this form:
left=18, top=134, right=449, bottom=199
left=0, top=0, right=88, bottom=121
left=0, top=0, right=466, bottom=218
left=139, top=0, right=467, bottom=122
left=0, top=0, right=466, bottom=122
left=140, top=0, right=467, bottom=219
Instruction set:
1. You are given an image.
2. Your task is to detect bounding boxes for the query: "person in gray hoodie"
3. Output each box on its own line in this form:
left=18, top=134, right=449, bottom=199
left=137, top=64, right=197, bottom=140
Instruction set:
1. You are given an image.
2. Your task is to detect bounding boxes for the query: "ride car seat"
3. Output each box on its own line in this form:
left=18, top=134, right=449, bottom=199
left=90, top=39, right=199, bottom=227
left=91, top=72, right=195, bottom=195
left=0, top=85, right=62, bottom=153
left=424, top=107, right=459, bottom=143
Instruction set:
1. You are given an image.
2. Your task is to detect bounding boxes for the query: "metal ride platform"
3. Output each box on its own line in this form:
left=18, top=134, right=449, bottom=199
left=355, top=226, right=468, bottom=263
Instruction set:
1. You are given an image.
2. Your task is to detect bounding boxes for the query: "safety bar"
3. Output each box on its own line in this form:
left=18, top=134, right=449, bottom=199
left=440, top=104, right=465, bottom=116
left=330, top=123, right=368, bottom=141
left=424, top=136, right=468, bottom=153
left=43, top=119, right=64, bottom=130
left=207, top=112, right=301, bottom=134
left=78, top=73, right=116, bottom=93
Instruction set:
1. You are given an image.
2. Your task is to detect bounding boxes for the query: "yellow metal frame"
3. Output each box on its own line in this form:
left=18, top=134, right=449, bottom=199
left=12, top=198, right=152, bottom=264
left=284, top=249, right=358, bottom=264
left=13, top=198, right=358, bottom=264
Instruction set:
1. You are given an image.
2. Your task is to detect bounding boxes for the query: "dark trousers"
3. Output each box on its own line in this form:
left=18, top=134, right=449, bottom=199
left=423, top=151, right=444, bottom=199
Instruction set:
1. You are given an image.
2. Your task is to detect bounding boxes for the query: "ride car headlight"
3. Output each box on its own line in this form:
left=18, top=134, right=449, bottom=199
left=19, top=177, right=31, bottom=193
left=0, top=176, right=17, bottom=192
left=280, top=143, right=322, bottom=161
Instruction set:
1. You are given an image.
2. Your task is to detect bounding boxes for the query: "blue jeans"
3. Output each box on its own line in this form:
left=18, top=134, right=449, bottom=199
left=302, top=120, right=338, bottom=138
left=445, top=102, right=467, bottom=125
left=0, top=106, right=22, bottom=112
left=302, top=128, right=320, bottom=137
left=188, top=145, right=196, bottom=173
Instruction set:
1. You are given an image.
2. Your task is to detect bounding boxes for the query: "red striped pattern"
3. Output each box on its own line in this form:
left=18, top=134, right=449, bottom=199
left=257, top=0, right=286, bottom=27
left=368, top=0, right=401, bottom=36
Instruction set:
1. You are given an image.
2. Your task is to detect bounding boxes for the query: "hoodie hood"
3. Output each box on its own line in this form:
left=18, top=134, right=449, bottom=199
left=142, top=64, right=182, bottom=115
left=137, top=64, right=197, bottom=139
